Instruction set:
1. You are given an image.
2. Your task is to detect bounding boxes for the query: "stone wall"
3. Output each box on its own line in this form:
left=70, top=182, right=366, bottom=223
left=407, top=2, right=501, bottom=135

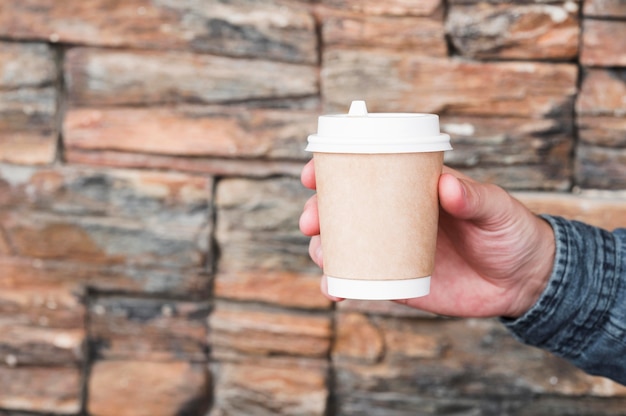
left=0, top=0, right=625, bottom=415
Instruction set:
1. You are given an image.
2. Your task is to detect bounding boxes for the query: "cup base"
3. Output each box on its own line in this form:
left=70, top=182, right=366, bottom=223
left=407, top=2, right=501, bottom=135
left=326, top=276, right=430, bottom=300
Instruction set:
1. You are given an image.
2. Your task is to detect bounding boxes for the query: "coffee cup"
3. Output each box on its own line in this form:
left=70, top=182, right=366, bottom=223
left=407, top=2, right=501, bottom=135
left=306, top=100, right=451, bottom=300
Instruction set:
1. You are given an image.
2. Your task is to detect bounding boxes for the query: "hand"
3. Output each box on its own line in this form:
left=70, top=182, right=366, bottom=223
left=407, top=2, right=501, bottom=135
left=299, top=160, right=556, bottom=319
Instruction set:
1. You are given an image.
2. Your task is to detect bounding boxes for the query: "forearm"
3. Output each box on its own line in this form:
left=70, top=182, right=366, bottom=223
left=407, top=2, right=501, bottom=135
left=503, top=215, right=626, bottom=384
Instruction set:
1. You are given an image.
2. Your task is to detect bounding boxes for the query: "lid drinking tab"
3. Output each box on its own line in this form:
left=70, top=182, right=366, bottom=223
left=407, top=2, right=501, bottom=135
left=348, top=100, right=368, bottom=116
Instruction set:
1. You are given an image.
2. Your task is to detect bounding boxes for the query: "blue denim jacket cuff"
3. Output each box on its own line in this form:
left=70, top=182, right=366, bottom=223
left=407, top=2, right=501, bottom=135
left=501, top=215, right=621, bottom=362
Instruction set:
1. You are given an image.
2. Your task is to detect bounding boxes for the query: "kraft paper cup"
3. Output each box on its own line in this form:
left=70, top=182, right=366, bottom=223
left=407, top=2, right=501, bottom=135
left=306, top=101, right=451, bottom=300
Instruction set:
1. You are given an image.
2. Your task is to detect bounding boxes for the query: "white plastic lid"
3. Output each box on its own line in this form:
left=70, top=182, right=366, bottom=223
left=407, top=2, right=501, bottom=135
left=306, top=101, right=452, bottom=154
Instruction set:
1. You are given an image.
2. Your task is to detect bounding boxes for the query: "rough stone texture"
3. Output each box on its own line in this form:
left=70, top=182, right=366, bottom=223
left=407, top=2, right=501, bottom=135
left=64, top=106, right=316, bottom=160
left=333, top=314, right=626, bottom=415
left=447, top=2, right=580, bottom=60
left=441, top=115, right=573, bottom=190
left=584, top=0, right=626, bottom=17
left=1, top=1, right=626, bottom=415
left=214, top=177, right=328, bottom=309
left=322, top=50, right=578, bottom=117
left=0, top=42, right=57, bottom=165
left=88, top=360, right=210, bottom=416
left=0, top=0, right=317, bottom=64
left=517, top=192, right=626, bottom=230
left=320, top=0, right=444, bottom=17
left=581, top=19, right=626, bottom=67
left=0, top=366, right=82, bottom=414
left=210, top=360, right=328, bottom=416
left=65, top=47, right=318, bottom=106
left=576, top=68, right=626, bottom=189
left=210, top=301, right=331, bottom=359
left=320, top=10, right=447, bottom=55
left=89, top=296, right=209, bottom=361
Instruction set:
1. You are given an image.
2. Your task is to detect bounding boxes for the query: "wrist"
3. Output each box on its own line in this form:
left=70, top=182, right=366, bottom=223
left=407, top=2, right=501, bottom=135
left=506, top=214, right=556, bottom=319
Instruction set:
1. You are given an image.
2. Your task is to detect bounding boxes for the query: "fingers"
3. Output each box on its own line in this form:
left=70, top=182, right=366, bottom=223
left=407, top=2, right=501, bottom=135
left=308, top=235, right=322, bottom=267
left=301, top=159, right=316, bottom=190
left=299, top=194, right=320, bottom=236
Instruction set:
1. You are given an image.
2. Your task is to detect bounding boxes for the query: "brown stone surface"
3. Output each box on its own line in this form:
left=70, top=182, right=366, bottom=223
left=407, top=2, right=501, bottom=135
left=577, top=68, right=626, bottom=116
left=88, top=360, right=210, bottom=416
left=0, top=42, right=56, bottom=89
left=581, top=19, right=626, bottom=66
left=214, top=177, right=328, bottom=308
left=0, top=256, right=210, bottom=298
left=211, top=360, right=328, bottom=416
left=321, top=0, right=443, bottom=16
left=0, top=365, right=81, bottom=414
left=517, top=192, right=626, bottom=230
left=575, top=145, right=626, bottom=190
left=584, top=0, right=626, bottom=17
left=65, top=47, right=318, bottom=106
left=442, top=115, right=573, bottom=188
left=333, top=315, right=626, bottom=414
left=209, top=301, right=331, bottom=359
left=322, top=50, right=577, bottom=117
left=447, top=2, right=579, bottom=59
left=0, top=0, right=317, bottom=64
left=89, top=296, right=209, bottom=361
left=65, top=148, right=306, bottom=178
left=0, top=164, right=212, bottom=268
left=64, top=106, right=315, bottom=160
left=321, top=13, right=447, bottom=55
left=0, top=284, right=85, bottom=366
left=578, top=116, right=626, bottom=147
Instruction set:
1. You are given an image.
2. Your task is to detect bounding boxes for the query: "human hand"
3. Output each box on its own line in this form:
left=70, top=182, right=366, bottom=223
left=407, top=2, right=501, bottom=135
left=299, top=160, right=555, bottom=319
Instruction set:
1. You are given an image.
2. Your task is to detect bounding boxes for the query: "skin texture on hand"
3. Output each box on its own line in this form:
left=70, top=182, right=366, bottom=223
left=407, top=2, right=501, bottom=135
left=299, top=160, right=556, bottom=319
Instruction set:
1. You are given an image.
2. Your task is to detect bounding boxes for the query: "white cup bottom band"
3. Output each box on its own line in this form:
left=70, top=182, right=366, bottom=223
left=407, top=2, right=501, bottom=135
left=326, top=276, right=431, bottom=300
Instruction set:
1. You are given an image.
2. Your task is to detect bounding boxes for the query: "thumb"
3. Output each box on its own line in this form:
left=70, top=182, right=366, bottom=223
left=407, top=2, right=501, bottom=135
left=439, top=172, right=511, bottom=224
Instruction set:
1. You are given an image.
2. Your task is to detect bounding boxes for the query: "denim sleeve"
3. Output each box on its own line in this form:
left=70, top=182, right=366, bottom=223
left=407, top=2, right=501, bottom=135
left=502, top=215, right=626, bottom=384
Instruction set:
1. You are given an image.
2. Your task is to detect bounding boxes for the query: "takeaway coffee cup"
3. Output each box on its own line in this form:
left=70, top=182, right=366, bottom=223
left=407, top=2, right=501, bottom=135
left=306, top=101, right=452, bottom=300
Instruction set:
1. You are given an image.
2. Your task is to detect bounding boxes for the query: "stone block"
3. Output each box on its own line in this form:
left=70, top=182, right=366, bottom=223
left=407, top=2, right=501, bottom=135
left=65, top=148, right=306, bottom=178
left=321, top=13, right=447, bottom=55
left=460, top=164, right=572, bottom=191
left=578, top=116, right=626, bottom=147
left=215, top=177, right=328, bottom=308
left=577, top=68, right=626, bottom=116
left=0, top=87, right=57, bottom=165
left=584, top=0, right=626, bottom=17
left=89, top=296, right=209, bottom=361
left=581, top=19, right=626, bottom=66
left=0, top=164, right=213, bottom=267
left=0, top=42, right=57, bottom=165
left=210, top=359, right=328, bottom=416
left=0, top=42, right=56, bottom=89
left=64, top=105, right=316, bottom=160
left=320, top=0, right=444, bottom=17
left=575, top=145, right=626, bottom=190
left=0, top=283, right=85, bottom=366
left=88, top=360, right=210, bottom=416
left=209, top=301, right=332, bottom=359
left=442, top=115, right=573, bottom=189
left=322, top=50, right=577, bottom=117
left=0, top=256, right=211, bottom=298
left=65, top=47, right=318, bottom=106
left=447, top=2, right=579, bottom=60
left=0, top=0, right=317, bottom=64
left=333, top=314, right=626, bottom=414
left=0, top=365, right=81, bottom=414
left=1, top=210, right=208, bottom=267
left=0, top=164, right=212, bottom=218
left=516, top=192, right=626, bottom=230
